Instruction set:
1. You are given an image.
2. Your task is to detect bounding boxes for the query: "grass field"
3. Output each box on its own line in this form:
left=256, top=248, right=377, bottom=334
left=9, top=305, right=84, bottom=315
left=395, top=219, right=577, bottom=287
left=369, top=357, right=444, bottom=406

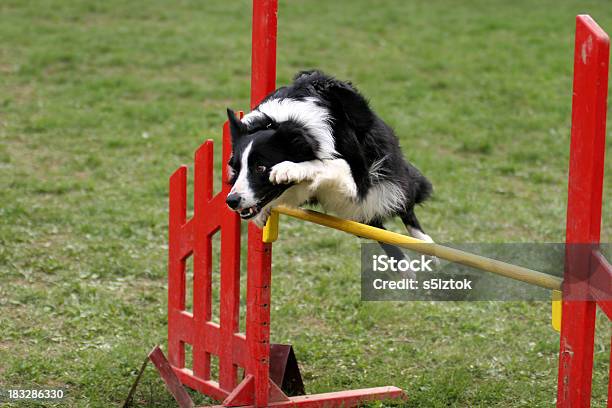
left=1, top=0, right=611, bottom=407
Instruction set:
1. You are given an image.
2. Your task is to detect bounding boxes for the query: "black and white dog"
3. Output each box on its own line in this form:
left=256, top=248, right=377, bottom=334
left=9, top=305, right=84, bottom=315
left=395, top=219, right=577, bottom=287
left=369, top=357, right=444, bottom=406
left=225, top=70, right=433, bottom=243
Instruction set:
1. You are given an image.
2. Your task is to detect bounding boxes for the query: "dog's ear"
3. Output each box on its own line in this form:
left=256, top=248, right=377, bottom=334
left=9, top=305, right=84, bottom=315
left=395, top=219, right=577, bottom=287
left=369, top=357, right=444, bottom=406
left=273, top=121, right=319, bottom=160
left=227, top=108, right=247, bottom=143
left=328, top=84, right=373, bottom=132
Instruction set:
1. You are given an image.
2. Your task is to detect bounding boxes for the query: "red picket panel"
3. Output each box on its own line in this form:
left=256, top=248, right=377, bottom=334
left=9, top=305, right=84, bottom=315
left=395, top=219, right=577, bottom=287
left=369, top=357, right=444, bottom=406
left=168, top=123, right=243, bottom=402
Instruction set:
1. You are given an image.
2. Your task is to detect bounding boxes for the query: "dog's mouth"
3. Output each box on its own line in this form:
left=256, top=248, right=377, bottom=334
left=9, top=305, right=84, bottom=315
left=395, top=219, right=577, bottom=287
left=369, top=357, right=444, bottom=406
left=238, top=205, right=260, bottom=219
left=230, top=189, right=286, bottom=221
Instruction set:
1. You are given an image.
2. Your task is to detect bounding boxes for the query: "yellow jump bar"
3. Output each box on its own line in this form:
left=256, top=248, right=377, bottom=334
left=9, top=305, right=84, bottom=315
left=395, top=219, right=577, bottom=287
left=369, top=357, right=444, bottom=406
left=263, top=206, right=563, bottom=292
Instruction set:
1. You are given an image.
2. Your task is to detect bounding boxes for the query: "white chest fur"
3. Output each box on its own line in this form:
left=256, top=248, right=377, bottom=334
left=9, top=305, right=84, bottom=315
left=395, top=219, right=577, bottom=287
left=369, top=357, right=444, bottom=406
left=268, top=158, right=406, bottom=224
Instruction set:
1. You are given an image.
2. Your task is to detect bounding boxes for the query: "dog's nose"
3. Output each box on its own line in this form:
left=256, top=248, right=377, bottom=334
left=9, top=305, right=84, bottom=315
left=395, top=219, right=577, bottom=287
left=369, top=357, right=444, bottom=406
left=226, top=193, right=242, bottom=210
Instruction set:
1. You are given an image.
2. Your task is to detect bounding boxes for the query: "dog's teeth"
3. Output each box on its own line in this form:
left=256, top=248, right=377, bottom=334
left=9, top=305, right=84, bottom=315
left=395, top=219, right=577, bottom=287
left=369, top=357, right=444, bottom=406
left=238, top=207, right=258, bottom=219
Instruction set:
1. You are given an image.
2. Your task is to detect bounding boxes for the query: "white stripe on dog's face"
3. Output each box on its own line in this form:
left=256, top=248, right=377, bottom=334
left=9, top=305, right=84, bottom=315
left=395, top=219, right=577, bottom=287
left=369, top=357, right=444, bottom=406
left=242, top=97, right=336, bottom=159
left=229, top=141, right=257, bottom=208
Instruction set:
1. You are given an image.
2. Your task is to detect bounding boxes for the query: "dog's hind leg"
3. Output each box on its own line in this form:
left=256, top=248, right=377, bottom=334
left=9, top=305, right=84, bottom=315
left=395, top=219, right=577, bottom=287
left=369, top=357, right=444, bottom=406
left=400, top=207, right=434, bottom=243
left=399, top=207, right=439, bottom=268
left=368, top=219, right=416, bottom=279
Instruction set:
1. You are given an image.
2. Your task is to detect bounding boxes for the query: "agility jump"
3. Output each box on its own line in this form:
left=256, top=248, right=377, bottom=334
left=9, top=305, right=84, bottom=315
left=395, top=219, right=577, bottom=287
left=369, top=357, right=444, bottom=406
left=132, top=2, right=610, bottom=407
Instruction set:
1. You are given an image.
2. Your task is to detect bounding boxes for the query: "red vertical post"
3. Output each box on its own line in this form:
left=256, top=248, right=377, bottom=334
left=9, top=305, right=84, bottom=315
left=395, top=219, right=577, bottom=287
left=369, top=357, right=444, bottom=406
left=168, top=166, right=188, bottom=369
left=246, top=1, right=278, bottom=407
left=218, top=124, right=242, bottom=391
left=193, top=142, right=214, bottom=381
left=558, top=15, right=609, bottom=408
left=250, top=0, right=278, bottom=109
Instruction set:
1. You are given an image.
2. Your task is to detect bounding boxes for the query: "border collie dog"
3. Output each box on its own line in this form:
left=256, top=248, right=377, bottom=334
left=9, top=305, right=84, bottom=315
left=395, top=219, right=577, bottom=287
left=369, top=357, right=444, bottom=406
left=225, top=70, right=434, bottom=242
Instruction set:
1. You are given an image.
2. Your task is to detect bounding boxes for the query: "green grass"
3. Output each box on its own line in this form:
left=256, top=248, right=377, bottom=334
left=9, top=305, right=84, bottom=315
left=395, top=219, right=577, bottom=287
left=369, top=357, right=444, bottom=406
left=1, top=0, right=611, bottom=407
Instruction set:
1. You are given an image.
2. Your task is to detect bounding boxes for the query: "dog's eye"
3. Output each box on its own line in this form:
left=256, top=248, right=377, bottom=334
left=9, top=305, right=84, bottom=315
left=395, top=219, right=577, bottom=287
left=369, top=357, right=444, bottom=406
left=256, top=165, right=267, bottom=173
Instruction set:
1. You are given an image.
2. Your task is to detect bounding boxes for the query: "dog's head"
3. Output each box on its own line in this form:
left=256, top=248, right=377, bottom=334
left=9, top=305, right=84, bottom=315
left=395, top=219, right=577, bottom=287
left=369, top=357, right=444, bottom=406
left=225, top=108, right=317, bottom=220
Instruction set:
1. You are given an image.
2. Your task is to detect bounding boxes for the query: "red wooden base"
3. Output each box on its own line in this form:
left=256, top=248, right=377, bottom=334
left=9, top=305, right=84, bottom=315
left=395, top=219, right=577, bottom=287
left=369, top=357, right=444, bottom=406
left=131, top=346, right=407, bottom=408
left=205, top=386, right=407, bottom=408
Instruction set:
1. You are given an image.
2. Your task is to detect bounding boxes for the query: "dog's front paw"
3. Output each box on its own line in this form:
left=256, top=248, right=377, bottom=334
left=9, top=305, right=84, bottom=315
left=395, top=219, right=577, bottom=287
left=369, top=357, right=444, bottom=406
left=252, top=207, right=271, bottom=228
left=269, top=161, right=307, bottom=184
